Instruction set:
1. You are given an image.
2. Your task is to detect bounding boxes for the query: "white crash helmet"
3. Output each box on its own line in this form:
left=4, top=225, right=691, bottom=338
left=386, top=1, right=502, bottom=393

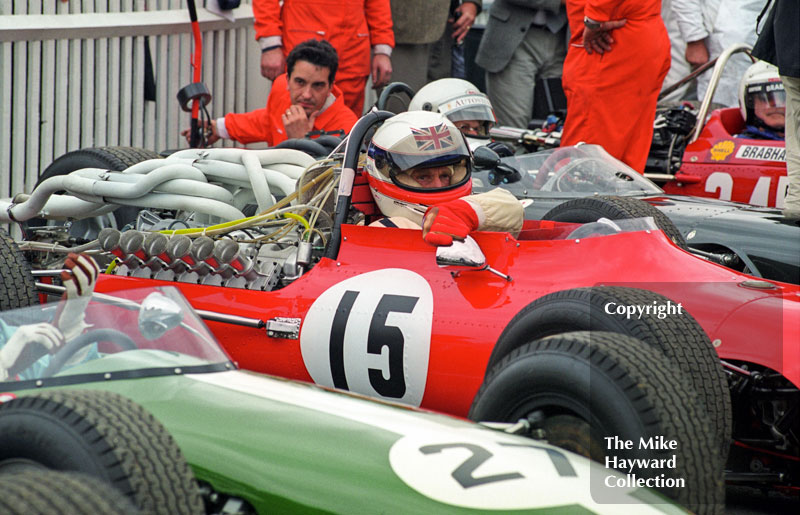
left=738, top=60, right=786, bottom=130
left=409, top=78, right=496, bottom=138
left=365, top=111, right=473, bottom=225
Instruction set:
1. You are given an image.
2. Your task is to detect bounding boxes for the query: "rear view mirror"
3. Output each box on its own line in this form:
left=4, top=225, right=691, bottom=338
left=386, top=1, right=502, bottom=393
left=139, top=292, right=184, bottom=340
left=472, top=146, right=501, bottom=170
left=435, top=236, right=487, bottom=269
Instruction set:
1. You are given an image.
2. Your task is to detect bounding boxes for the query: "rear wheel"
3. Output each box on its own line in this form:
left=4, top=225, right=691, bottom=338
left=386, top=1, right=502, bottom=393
left=24, top=146, right=163, bottom=239
left=542, top=195, right=687, bottom=248
left=0, top=229, right=37, bottom=311
left=469, top=331, right=724, bottom=514
left=0, top=389, right=204, bottom=515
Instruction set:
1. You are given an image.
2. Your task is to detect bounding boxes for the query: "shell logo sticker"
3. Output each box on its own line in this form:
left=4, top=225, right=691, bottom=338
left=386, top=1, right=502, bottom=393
left=300, top=269, right=433, bottom=407
left=710, top=140, right=735, bottom=161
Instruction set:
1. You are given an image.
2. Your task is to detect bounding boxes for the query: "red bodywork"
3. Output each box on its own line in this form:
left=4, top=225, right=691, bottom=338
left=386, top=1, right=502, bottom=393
left=95, top=221, right=800, bottom=419
left=662, top=108, right=787, bottom=208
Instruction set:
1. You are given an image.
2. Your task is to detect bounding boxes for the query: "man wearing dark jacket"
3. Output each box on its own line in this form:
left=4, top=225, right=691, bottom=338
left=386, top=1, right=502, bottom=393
left=475, top=0, right=567, bottom=128
left=390, top=0, right=481, bottom=91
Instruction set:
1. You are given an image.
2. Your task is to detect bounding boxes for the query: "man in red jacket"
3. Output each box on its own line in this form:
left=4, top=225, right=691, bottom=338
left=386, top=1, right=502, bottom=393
left=253, top=0, right=394, bottom=115
left=559, top=0, right=670, bottom=173
left=184, top=40, right=358, bottom=147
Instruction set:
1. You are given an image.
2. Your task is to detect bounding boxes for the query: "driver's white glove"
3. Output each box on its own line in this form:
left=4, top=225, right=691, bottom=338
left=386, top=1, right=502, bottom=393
left=0, top=323, right=64, bottom=380
left=53, top=253, right=99, bottom=342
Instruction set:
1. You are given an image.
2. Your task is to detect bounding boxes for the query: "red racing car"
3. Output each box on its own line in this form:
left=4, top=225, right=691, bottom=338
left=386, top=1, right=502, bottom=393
left=648, top=44, right=787, bottom=208
left=652, top=104, right=787, bottom=208
left=5, top=112, right=799, bottom=504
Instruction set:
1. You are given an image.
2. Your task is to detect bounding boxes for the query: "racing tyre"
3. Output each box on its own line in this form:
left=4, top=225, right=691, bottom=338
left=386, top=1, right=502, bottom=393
left=487, top=286, right=732, bottom=466
left=0, top=229, right=38, bottom=311
left=0, top=390, right=204, bottom=515
left=542, top=195, right=687, bottom=248
left=469, top=331, right=724, bottom=514
left=24, top=146, right=163, bottom=238
left=0, top=470, right=139, bottom=515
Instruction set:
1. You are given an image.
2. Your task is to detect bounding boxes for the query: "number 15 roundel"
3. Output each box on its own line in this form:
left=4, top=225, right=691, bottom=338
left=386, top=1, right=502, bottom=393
left=300, top=269, right=434, bottom=406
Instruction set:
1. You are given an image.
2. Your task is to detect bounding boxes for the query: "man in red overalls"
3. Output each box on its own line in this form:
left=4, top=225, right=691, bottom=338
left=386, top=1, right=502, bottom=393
left=560, top=0, right=670, bottom=173
left=253, top=0, right=394, bottom=115
left=183, top=40, right=358, bottom=147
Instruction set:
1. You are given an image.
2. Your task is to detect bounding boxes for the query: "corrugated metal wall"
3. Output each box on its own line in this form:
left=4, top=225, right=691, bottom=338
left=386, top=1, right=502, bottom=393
left=0, top=0, right=267, bottom=207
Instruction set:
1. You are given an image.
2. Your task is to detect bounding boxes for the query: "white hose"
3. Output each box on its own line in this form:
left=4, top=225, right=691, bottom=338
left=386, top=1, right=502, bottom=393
left=242, top=151, right=274, bottom=213
left=121, top=157, right=198, bottom=174
left=68, top=168, right=231, bottom=203
left=264, top=163, right=307, bottom=180
left=0, top=147, right=317, bottom=224
left=63, top=164, right=208, bottom=199
left=166, top=147, right=315, bottom=174
left=119, top=158, right=173, bottom=175
left=0, top=195, right=106, bottom=222
left=192, top=160, right=297, bottom=200
left=109, top=192, right=244, bottom=220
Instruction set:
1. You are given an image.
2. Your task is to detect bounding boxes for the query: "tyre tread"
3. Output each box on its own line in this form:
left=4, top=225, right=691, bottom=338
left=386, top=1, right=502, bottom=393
left=0, top=390, right=203, bottom=515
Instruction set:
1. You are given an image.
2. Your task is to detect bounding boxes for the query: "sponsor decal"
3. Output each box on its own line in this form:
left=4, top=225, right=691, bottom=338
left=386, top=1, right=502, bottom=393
left=735, top=145, right=786, bottom=162
left=709, top=140, right=735, bottom=161
left=441, top=95, right=492, bottom=112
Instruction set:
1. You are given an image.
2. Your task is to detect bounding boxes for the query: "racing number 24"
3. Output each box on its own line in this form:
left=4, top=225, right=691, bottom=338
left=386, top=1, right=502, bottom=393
left=330, top=290, right=419, bottom=398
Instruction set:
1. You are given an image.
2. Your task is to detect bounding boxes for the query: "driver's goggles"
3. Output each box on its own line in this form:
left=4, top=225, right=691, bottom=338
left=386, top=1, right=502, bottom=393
left=750, top=90, right=786, bottom=108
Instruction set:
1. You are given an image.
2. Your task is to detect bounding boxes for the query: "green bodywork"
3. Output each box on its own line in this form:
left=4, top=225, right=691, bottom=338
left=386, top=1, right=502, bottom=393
left=10, top=351, right=684, bottom=514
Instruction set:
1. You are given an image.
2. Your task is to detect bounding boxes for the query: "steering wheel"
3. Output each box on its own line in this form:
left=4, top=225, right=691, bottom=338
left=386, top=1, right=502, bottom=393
left=41, top=328, right=138, bottom=378
left=540, top=157, right=601, bottom=192
left=376, top=82, right=415, bottom=112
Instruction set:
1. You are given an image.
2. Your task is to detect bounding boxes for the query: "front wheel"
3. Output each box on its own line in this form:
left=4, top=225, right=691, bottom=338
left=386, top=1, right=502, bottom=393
left=469, top=331, right=724, bottom=514
left=490, top=286, right=732, bottom=464
left=542, top=195, right=687, bottom=248
left=0, top=470, right=139, bottom=515
left=0, top=390, right=204, bottom=514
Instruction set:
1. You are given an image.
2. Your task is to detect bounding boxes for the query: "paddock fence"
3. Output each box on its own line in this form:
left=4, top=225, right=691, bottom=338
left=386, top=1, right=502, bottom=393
left=1, top=0, right=267, bottom=215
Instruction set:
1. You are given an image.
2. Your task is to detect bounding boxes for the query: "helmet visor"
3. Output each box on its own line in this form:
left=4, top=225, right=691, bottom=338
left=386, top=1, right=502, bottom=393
left=393, top=157, right=470, bottom=192
left=440, top=96, right=496, bottom=137
left=746, top=83, right=786, bottom=109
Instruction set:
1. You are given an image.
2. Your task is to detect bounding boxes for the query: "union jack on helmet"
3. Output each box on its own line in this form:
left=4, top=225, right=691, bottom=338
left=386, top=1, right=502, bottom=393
left=364, top=111, right=473, bottom=225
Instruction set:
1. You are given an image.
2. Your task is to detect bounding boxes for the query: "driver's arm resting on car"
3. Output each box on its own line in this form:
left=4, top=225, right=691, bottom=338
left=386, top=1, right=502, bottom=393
left=423, top=189, right=523, bottom=246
